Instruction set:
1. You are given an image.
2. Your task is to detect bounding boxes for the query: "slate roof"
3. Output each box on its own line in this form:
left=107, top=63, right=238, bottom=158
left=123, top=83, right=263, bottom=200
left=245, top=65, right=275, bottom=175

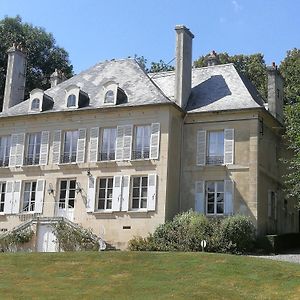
left=151, top=63, right=266, bottom=113
left=0, top=59, right=171, bottom=117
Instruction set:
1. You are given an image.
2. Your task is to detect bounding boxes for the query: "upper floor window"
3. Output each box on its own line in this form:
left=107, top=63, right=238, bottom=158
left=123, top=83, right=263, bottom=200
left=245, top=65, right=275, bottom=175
left=131, top=176, right=148, bottom=210
left=0, top=182, right=6, bottom=212
left=67, top=94, right=76, bottom=107
left=104, top=90, right=115, bottom=104
left=97, top=177, right=113, bottom=210
left=31, top=98, right=40, bottom=111
left=133, top=125, right=151, bottom=160
left=0, top=136, right=11, bottom=167
left=207, top=131, right=224, bottom=165
left=23, top=181, right=37, bottom=212
left=62, top=131, right=78, bottom=163
left=25, top=132, right=41, bottom=165
left=100, top=128, right=116, bottom=161
left=206, top=181, right=224, bottom=215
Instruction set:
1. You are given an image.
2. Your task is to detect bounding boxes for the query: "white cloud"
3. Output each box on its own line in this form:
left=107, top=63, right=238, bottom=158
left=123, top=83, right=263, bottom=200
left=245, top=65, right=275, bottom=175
left=232, top=0, right=242, bottom=12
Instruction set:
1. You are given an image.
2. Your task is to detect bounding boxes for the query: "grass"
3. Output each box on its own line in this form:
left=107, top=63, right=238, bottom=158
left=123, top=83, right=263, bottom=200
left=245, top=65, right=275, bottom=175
left=0, top=251, right=300, bottom=299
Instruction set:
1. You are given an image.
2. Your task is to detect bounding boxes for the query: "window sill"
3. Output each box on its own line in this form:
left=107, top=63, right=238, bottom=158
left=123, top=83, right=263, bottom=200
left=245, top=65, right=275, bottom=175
left=93, top=210, right=113, bottom=214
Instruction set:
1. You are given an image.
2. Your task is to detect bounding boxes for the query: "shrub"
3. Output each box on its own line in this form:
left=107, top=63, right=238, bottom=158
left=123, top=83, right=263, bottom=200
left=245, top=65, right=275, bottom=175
left=0, top=228, right=34, bottom=252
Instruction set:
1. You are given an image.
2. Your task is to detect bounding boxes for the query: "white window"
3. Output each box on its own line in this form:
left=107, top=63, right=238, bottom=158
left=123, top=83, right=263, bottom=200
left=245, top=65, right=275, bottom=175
left=100, top=128, right=116, bottom=161
left=97, top=178, right=113, bottom=210
left=59, top=179, right=76, bottom=209
left=206, top=181, right=224, bottom=215
left=23, top=181, right=37, bottom=212
left=0, top=182, right=6, bottom=212
left=104, top=90, right=115, bottom=103
left=131, top=176, right=148, bottom=209
left=133, top=125, right=151, bottom=160
left=25, top=132, right=41, bottom=165
left=31, top=98, right=40, bottom=111
left=0, top=136, right=11, bottom=167
left=62, top=131, right=79, bottom=163
left=207, top=131, right=224, bottom=165
left=67, top=94, right=76, bottom=107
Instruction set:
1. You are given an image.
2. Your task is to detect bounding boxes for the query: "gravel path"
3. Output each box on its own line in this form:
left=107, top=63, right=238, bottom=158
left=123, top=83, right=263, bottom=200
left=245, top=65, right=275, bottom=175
left=251, top=249, right=300, bottom=264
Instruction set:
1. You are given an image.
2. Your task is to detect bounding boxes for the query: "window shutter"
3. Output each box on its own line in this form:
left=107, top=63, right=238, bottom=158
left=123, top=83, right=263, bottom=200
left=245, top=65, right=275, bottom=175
left=115, top=126, right=124, bottom=161
left=52, top=130, right=61, bottom=164
left=224, top=179, right=234, bottom=215
left=76, top=128, right=86, bottom=163
left=11, top=180, right=21, bottom=214
left=4, top=181, right=14, bottom=214
left=195, top=181, right=205, bottom=213
left=39, top=131, right=49, bottom=165
left=89, top=127, right=99, bottom=162
left=123, top=125, right=133, bottom=161
left=147, top=174, right=157, bottom=211
left=150, top=123, right=160, bottom=160
left=121, top=175, right=130, bottom=211
left=274, top=192, right=278, bottom=220
left=86, top=176, right=96, bottom=212
left=9, top=134, right=18, bottom=167
left=196, top=130, right=206, bottom=166
left=267, top=190, right=272, bottom=217
left=35, top=179, right=45, bottom=213
left=112, top=175, right=122, bottom=211
left=15, top=133, right=25, bottom=166
left=224, top=129, right=234, bottom=165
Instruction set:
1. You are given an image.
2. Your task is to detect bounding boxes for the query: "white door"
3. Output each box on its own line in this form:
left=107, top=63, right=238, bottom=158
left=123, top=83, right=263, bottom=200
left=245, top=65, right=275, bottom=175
left=56, top=179, right=76, bottom=221
left=37, top=224, right=57, bottom=252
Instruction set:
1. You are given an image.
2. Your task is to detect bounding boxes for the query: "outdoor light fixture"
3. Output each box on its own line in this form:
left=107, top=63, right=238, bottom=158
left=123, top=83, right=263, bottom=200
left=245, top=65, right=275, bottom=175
left=76, top=182, right=82, bottom=194
left=47, top=183, right=54, bottom=195
left=86, top=169, right=92, bottom=177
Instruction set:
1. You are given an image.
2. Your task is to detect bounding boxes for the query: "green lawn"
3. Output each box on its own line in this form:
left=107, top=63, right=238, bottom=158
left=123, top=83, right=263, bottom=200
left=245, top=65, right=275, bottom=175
left=0, top=252, right=300, bottom=299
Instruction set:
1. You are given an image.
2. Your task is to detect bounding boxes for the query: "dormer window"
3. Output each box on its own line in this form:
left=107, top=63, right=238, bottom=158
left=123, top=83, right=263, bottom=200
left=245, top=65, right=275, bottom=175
left=104, top=90, right=115, bottom=104
left=31, top=98, right=40, bottom=111
left=67, top=94, right=76, bottom=107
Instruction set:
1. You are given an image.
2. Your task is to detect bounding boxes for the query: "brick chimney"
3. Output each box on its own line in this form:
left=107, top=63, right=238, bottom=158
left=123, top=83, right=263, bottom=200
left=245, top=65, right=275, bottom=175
left=175, top=25, right=194, bottom=109
left=267, top=62, right=283, bottom=123
left=50, top=69, right=65, bottom=87
left=3, top=43, right=27, bottom=112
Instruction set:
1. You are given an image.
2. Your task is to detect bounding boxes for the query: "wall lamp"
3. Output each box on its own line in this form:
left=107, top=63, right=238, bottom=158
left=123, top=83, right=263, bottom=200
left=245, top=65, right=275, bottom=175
left=76, top=182, right=82, bottom=194
left=86, top=168, right=92, bottom=177
left=47, top=183, right=54, bottom=195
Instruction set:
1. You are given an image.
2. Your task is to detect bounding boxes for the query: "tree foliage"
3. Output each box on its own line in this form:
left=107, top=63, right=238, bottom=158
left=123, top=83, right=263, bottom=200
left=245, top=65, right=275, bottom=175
left=194, top=52, right=268, bottom=99
left=0, top=16, right=73, bottom=108
left=133, top=55, right=174, bottom=73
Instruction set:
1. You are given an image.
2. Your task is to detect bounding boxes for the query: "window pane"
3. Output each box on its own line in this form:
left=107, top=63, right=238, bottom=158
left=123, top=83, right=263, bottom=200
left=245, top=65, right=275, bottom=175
left=217, top=182, right=224, bottom=192
left=98, top=200, right=105, bottom=210
left=207, top=182, right=215, bottom=193
left=217, top=203, right=224, bottom=214
left=60, top=181, right=67, bottom=190
left=100, top=179, right=106, bottom=189
left=141, top=198, right=147, bottom=209
left=69, top=180, right=76, bottom=189
left=133, top=177, right=140, bottom=187
left=207, top=203, right=214, bottom=214
left=132, top=199, right=139, bottom=209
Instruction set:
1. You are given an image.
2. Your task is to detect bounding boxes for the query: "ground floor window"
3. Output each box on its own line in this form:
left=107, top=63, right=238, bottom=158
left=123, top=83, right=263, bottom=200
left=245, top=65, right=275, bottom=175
left=206, top=181, right=224, bottom=215
left=59, top=179, right=76, bottom=209
left=131, top=176, right=148, bottom=209
left=0, top=182, right=6, bottom=212
left=23, top=181, right=37, bottom=212
left=97, top=178, right=113, bottom=210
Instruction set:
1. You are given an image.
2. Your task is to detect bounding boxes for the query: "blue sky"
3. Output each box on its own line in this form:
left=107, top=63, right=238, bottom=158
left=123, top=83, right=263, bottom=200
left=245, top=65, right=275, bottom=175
left=1, top=0, right=299, bottom=74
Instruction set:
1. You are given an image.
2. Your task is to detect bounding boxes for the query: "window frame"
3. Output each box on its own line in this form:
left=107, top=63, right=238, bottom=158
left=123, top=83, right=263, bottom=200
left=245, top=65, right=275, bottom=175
left=0, top=182, right=6, bottom=213
left=205, top=181, right=224, bottom=216
left=31, top=98, right=40, bottom=111
left=100, top=127, right=117, bottom=161
left=206, top=130, right=224, bottom=165
left=67, top=94, right=77, bottom=108
left=62, top=130, right=79, bottom=163
left=25, top=132, right=42, bottom=166
left=58, top=179, right=76, bottom=210
left=132, top=125, right=151, bottom=160
left=22, top=181, right=37, bottom=213
left=131, top=175, right=148, bottom=210
left=0, top=135, right=11, bottom=167
left=96, top=177, right=113, bottom=211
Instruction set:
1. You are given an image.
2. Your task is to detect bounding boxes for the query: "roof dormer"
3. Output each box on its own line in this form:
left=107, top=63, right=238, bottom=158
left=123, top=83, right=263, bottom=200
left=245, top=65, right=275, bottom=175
left=65, top=85, right=89, bottom=109
left=29, top=88, right=53, bottom=112
left=102, top=82, right=127, bottom=105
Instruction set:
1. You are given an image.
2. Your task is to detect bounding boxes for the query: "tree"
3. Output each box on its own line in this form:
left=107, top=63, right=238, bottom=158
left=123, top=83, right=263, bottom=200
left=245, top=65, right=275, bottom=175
left=194, top=52, right=268, bottom=99
left=133, top=55, right=174, bottom=73
left=0, top=16, right=73, bottom=109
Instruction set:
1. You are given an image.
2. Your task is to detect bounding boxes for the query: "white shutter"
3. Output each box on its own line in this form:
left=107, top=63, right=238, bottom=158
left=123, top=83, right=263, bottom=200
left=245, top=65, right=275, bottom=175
left=150, top=123, right=160, bottom=160
left=89, top=127, right=99, bottom=162
left=86, top=176, right=96, bottom=212
left=195, top=181, right=205, bottom=213
left=35, top=179, right=45, bottom=213
left=115, top=126, right=124, bottom=161
left=123, top=125, right=133, bottom=161
left=224, top=129, right=234, bottom=165
left=15, top=133, right=25, bottom=166
left=121, top=175, right=130, bottom=211
left=224, top=179, right=234, bottom=215
left=147, top=174, right=157, bottom=211
left=112, top=175, right=122, bottom=211
left=11, top=180, right=21, bottom=214
left=9, top=134, right=18, bottom=167
left=268, top=190, right=272, bottom=217
left=39, top=131, right=49, bottom=165
left=196, top=130, right=206, bottom=166
left=52, top=130, right=61, bottom=164
left=4, top=181, right=14, bottom=214
left=76, top=128, right=86, bottom=163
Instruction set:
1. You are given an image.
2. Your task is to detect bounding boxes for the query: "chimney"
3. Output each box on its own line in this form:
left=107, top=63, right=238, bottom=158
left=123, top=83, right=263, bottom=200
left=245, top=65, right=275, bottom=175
left=50, top=69, right=65, bottom=87
left=3, top=43, right=27, bottom=112
left=175, top=25, right=194, bottom=109
left=206, top=51, right=220, bottom=66
left=267, top=62, right=283, bottom=123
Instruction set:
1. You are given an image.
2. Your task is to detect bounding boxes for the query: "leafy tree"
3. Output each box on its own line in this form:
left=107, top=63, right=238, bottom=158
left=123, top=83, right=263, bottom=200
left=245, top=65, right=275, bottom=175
left=133, top=55, right=174, bottom=73
left=0, top=16, right=73, bottom=109
left=194, top=52, right=268, bottom=99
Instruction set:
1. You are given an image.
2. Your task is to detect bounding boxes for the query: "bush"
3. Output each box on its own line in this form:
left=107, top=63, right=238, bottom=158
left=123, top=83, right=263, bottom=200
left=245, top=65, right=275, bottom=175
left=128, top=212, right=255, bottom=254
left=0, top=228, right=34, bottom=252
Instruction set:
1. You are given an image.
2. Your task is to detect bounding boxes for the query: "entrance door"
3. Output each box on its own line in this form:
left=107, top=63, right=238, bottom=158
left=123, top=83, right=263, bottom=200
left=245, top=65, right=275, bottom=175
left=37, top=224, right=57, bottom=252
left=56, top=179, right=76, bottom=221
